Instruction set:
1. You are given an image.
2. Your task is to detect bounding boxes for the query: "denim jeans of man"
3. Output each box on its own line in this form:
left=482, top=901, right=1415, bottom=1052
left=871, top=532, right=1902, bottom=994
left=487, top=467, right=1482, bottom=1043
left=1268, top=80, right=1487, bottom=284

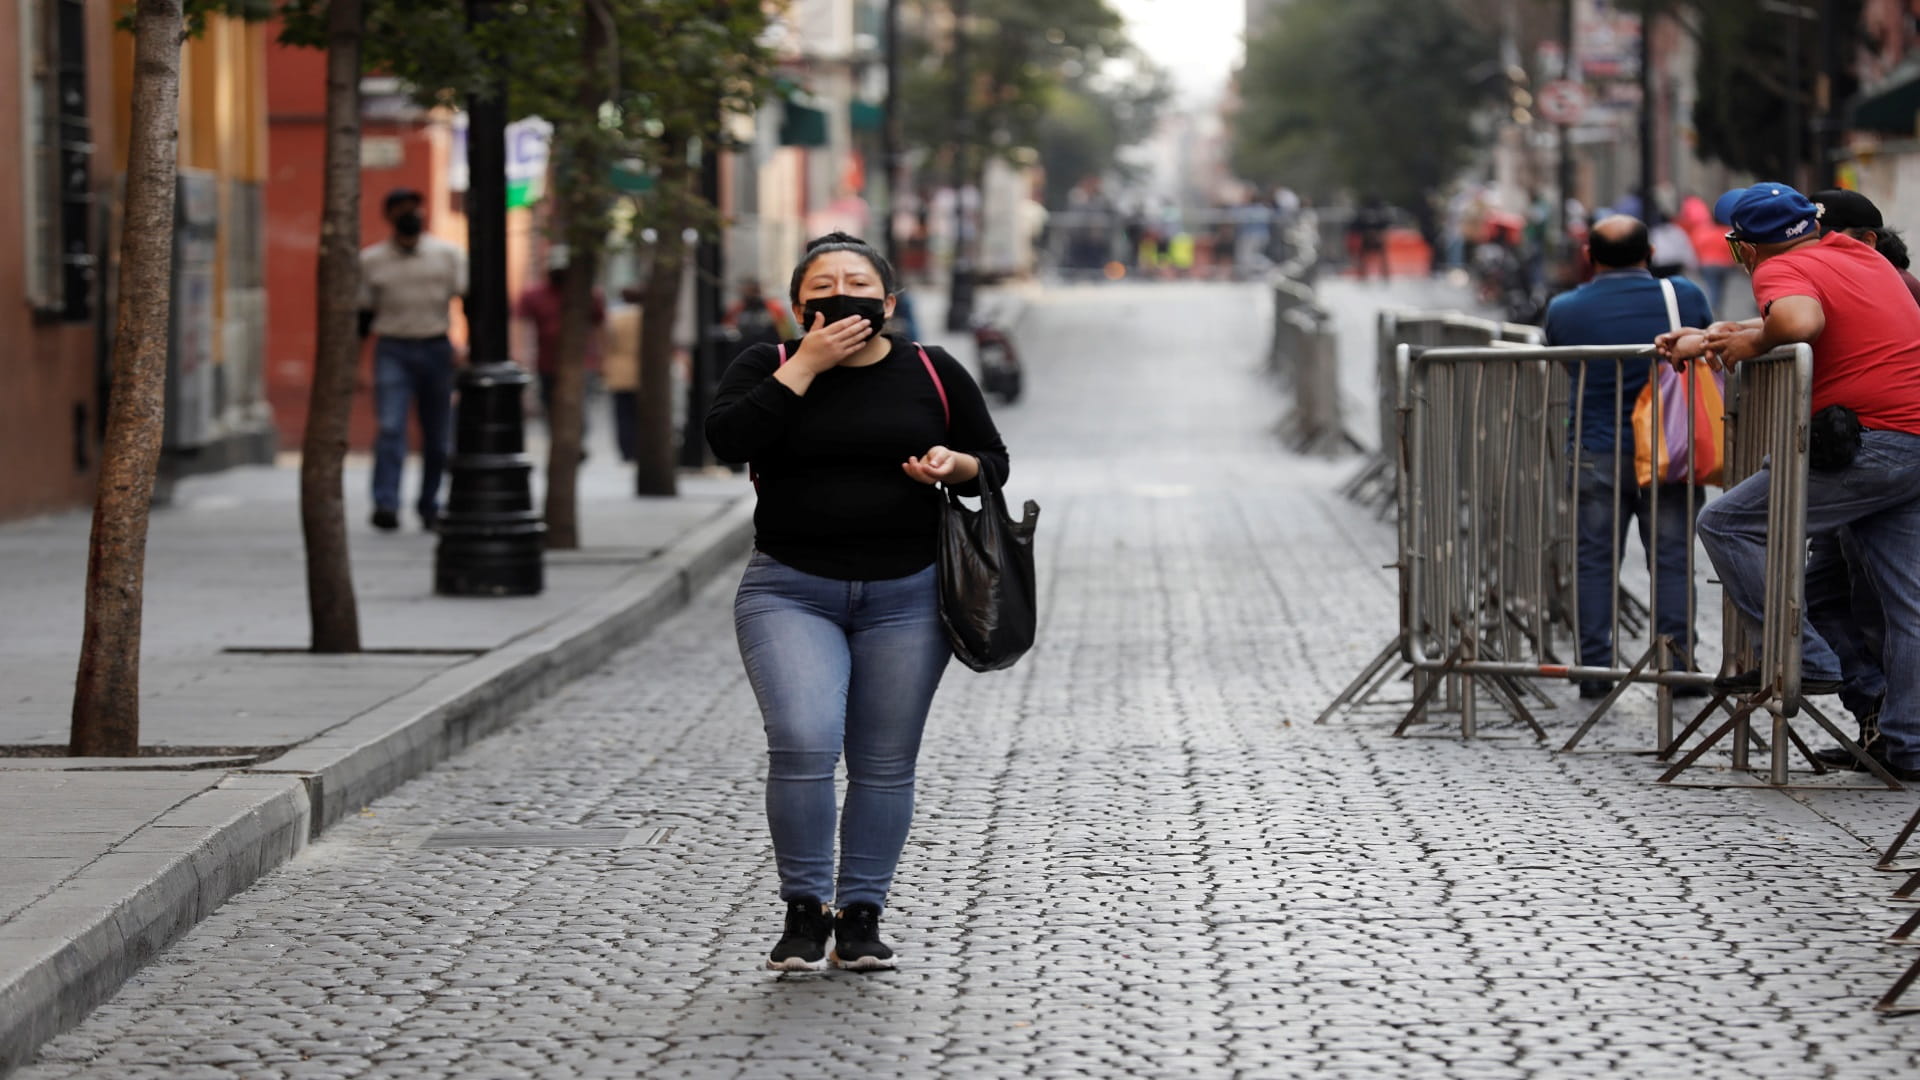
left=372, top=336, right=454, bottom=516
left=733, top=552, right=952, bottom=910
left=1697, top=430, right=1920, bottom=769
left=1574, top=455, right=1700, bottom=673
left=1805, top=528, right=1888, bottom=724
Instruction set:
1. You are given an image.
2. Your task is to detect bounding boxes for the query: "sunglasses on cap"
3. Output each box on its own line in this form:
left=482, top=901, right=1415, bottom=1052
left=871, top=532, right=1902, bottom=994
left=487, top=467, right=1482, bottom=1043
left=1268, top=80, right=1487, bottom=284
left=1725, top=230, right=1752, bottom=263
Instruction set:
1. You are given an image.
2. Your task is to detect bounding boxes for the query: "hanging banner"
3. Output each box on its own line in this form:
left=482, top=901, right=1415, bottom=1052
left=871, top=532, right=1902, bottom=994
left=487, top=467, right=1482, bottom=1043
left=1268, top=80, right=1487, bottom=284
left=506, top=118, right=554, bottom=210
left=449, top=114, right=552, bottom=208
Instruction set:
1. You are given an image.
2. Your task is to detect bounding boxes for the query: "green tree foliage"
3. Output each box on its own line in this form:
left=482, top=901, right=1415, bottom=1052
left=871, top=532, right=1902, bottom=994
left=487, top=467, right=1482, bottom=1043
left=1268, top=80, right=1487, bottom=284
left=280, top=0, right=773, bottom=501
left=1032, top=54, right=1172, bottom=208
left=1679, top=0, right=1863, bottom=183
left=1232, top=0, right=1499, bottom=209
left=903, top=0, right=1162, bottom=202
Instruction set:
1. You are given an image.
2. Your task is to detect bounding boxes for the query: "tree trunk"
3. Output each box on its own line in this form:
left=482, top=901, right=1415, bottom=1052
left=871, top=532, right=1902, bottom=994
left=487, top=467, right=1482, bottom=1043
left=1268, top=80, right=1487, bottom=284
left=544, top=244, right=597, bottom=547
left=300, top=0, right=364, bottom=652
left=543, top=1, right=612, bottom=548
left=70, top=0, right=185, bottom=756
left=635, top=140, right=691, bottom=497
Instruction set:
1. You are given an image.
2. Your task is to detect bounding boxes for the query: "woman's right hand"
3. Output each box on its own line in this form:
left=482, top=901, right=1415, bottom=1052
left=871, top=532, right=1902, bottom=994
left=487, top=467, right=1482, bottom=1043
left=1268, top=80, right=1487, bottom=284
left=788, top=312, right=874, bottom=372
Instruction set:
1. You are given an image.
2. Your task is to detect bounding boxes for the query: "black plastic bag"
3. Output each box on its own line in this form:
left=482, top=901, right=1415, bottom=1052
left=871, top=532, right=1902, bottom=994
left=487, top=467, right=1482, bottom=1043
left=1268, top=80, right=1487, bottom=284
left=936, top=465, right=1039, bottom=672
left=1809, top=404, right=1862, bottom=472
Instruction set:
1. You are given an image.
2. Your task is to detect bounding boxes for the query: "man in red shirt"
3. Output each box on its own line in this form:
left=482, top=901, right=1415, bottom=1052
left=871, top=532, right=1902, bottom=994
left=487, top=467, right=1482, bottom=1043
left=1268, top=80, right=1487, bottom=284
left=1661, top=182, right=1920, bottom=780
left=515, top=256, right=606, bottom=436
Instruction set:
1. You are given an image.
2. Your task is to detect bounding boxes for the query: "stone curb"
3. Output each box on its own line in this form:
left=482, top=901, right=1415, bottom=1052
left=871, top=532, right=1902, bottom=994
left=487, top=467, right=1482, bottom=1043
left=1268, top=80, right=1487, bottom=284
left=0, top=495, right=755, bottom=1073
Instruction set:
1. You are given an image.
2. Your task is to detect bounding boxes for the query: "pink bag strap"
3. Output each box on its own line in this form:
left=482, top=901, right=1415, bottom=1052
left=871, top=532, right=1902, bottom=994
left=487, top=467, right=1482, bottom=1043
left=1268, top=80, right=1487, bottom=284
left=777, top=341, right=947, bottom=429
left=916, top=343, right=951, bottom=429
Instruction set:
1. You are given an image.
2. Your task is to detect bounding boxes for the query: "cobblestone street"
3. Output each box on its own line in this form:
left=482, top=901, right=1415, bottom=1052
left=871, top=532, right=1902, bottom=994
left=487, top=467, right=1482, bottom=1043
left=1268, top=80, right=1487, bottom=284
left=19, top=282, right=1920, bottom=1078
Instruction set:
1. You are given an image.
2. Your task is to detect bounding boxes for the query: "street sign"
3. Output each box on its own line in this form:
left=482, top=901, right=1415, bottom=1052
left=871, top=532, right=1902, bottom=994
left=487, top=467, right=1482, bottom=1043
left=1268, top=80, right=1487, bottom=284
left=1538, top=80, right=1590, bottom=127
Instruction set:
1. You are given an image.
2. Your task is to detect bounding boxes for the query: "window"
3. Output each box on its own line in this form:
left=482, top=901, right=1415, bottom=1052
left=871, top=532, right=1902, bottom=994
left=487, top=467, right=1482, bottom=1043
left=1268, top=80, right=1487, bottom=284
left=19, top=0, right=92, bottom=321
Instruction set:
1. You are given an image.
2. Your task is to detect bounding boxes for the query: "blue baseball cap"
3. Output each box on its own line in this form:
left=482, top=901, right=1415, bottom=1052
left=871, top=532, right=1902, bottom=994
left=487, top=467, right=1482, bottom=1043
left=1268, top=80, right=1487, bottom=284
left=1713, top=182, right=1820, bottom=244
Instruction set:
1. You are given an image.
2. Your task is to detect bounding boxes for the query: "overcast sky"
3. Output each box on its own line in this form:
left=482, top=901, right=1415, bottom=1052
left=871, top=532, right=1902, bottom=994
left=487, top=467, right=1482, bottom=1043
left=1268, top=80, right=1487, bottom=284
left=1110, top=0, right=1246, bottom=104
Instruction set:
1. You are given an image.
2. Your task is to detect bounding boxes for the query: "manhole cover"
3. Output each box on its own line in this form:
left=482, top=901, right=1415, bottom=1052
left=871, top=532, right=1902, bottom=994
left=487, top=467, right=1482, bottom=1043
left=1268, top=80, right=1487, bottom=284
left=418, top=827, right=671, bottom=850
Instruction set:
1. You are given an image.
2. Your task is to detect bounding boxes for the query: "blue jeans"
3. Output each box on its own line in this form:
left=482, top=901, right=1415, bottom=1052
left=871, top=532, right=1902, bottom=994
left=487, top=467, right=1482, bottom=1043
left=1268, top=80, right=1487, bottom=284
left=1574, top=455, right=1699, bottom=671
left=1805, top=529, right=1887, bottom=723
left=372, top=336, right=455, bottom=515
left=733, top=552, right=952, bottom=910
left=1697, top=430, right=1920, bottom=767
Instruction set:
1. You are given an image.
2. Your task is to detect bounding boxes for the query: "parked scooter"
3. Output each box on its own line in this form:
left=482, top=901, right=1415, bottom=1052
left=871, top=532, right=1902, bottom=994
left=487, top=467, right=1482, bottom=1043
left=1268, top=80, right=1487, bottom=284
left=973, top=319, right=1022, bottom=403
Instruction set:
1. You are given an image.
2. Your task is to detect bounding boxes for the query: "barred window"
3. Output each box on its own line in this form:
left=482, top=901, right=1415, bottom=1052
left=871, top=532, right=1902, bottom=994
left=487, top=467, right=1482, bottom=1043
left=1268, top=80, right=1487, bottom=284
left=19, top=0, right=92, bottom=321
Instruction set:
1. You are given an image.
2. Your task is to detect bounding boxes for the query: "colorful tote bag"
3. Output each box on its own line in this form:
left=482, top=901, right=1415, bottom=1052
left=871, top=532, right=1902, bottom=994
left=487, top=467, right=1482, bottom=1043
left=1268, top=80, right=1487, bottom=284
left=1634, top=278, right=1727, bottom=487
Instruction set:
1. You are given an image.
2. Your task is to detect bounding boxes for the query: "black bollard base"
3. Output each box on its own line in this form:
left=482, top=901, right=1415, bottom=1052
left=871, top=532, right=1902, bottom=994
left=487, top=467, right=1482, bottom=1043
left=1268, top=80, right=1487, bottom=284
left=435, top=363, right=546, bottom=596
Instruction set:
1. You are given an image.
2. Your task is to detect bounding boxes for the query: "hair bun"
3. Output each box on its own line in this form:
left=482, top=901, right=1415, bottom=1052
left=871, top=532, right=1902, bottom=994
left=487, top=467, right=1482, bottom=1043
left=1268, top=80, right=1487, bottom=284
left=806, top=231, right=867, bottom=252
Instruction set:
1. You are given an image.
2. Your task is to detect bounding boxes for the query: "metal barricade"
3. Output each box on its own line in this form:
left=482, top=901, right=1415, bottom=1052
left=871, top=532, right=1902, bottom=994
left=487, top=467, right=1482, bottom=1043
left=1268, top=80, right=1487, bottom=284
left=1268, top=275, right=1356, bottom=456
left=1268, top=276, right=1318, bottom=377
left=1280, top=307, right=1352, bottom=456
left=1318, top=340, right=1893, bottom=788
left=1342, top=312, right=1544, bottom=517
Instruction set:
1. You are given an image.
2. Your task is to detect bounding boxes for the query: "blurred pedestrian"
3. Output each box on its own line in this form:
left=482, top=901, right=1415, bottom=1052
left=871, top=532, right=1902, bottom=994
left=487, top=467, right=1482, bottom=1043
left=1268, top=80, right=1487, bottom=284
left=604, top=289, right=642, bottom=462
left=725, top=278, right=797, bottom=348
left=1648, top=212, right=1699, bottom=279
left=358, top=188, right=467, bottom=533
left=705, top=232, right=1011, bottom=972
left=1661, top=183, right=1920, bottom=781
left=515, top=251, right=606, bottom=444
left=1678, top=195, right=1735, bottom=312
left=1351, top=195, right=1391, bottom=280
left=1545, top=215, right=1714, bottom=696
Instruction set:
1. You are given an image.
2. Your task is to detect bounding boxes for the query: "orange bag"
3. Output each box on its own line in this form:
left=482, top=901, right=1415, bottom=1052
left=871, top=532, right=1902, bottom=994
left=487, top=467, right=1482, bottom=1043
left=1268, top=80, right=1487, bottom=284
left=1634, top=361, right=1726, bottom=487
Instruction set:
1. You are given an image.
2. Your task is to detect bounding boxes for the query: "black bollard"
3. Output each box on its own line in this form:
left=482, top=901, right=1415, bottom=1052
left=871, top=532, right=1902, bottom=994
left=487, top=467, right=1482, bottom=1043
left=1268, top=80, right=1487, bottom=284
left=434, top=361, right=545, bottom=596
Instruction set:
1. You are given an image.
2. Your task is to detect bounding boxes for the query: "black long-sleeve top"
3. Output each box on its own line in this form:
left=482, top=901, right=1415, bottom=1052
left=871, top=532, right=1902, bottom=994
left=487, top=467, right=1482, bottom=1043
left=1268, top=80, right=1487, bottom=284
left=705, top=335, right=1010, bottom=581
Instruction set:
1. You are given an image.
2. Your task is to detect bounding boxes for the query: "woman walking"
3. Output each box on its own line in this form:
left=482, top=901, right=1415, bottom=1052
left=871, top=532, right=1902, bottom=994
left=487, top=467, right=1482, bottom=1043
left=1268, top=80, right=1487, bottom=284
left=705, top=233, right=1010, bottom=972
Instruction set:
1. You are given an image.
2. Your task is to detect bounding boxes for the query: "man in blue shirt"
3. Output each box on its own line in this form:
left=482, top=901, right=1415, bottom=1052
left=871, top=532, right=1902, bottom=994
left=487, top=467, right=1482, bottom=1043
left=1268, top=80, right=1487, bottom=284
left=1543, top=215, right=1714, bottom=696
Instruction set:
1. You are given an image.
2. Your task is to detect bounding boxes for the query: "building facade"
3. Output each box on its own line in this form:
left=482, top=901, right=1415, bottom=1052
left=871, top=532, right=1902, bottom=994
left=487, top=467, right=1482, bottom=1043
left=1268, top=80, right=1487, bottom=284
left=1, top=5, right=274, bottom=522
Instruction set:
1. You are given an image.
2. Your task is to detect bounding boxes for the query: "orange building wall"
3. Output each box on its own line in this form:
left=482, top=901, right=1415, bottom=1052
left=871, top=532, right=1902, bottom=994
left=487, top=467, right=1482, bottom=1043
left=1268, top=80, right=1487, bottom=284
left=0, top=0, right=120, bottom=521
left=266, top=39, right=524, bottom=451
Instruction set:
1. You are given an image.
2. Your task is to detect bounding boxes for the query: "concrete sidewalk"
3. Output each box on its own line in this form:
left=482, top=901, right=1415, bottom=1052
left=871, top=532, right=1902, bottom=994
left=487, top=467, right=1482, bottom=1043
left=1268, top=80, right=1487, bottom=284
left=0, top=451, right=757, bottom=1069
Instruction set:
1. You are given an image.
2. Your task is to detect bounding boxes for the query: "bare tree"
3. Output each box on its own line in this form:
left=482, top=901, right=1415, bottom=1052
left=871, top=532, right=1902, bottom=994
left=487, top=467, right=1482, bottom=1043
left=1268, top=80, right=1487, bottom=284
left=299, top=0, right=365, bottom=652
left=70, top=0, right=186, bottom=756
left=542, top=0, right=616, bottom=547
left=634, top=139, right=691, bottom=498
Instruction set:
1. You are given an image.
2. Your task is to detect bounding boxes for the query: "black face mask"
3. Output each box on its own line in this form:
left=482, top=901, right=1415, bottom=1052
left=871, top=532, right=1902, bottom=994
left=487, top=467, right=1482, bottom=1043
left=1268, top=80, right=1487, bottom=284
left=802, top=294, right=888, bottom=339
left=394, top=211, right=425, bottom=238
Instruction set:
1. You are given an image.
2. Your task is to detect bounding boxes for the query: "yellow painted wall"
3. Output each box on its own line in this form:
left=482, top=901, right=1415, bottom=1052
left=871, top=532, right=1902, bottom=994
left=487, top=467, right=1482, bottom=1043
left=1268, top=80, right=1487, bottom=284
left=109, top=15, right=270, bottom=371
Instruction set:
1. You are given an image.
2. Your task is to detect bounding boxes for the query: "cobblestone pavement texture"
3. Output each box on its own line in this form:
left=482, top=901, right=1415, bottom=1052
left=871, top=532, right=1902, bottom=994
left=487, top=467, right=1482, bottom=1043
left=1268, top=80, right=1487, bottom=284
left=18, top=282, right=1920, bottom=1078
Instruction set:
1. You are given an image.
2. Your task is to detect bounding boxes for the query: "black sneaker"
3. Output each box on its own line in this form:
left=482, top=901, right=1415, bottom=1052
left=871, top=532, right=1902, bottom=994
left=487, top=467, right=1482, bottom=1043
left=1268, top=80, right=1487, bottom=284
left=1712, top=670, right=1844, bottom=696
left=1867, top=746, right=1920, bottom=783
left=831, top=902, right=896, bottom=971
left=1577, top=681, right=1611, bottom=700
left=370, top=508, right=400, bottom=532
left=767, top=898, right=832, bottom=972
left=1814, top=711, right=1882, bottom=771
left=1813, top=745, right=1867, bottom=770
left=420, top=508, right=440, bottom=533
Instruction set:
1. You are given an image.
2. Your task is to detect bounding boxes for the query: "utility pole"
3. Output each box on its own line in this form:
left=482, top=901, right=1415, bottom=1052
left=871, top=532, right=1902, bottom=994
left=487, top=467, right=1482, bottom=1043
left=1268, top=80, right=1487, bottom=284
left=945, top=0, right=974, bottom=332
left=1817, top=0, right=1838, bottom=188
left=882, top=0, right=902, bottom=266
left=437, top=0, right=544, bottom=596
left=1557, top=0, right=1574, bottom=261
left=1638, top=0, right=1657, bottom=225
left=1786, top=9, right=1802, bottom=190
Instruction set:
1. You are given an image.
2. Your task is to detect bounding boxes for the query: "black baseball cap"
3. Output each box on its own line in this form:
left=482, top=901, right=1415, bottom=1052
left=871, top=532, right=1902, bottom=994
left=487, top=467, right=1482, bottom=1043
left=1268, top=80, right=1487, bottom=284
left=1811, top=189, right=1884, bottom=232
left=382, top=187, right=424, bottom=212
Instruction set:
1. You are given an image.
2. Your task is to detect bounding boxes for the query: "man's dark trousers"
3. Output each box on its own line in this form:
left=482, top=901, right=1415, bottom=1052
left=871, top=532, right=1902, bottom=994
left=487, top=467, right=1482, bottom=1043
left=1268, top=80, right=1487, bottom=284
left=372, top=335, right=454, bottom=518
